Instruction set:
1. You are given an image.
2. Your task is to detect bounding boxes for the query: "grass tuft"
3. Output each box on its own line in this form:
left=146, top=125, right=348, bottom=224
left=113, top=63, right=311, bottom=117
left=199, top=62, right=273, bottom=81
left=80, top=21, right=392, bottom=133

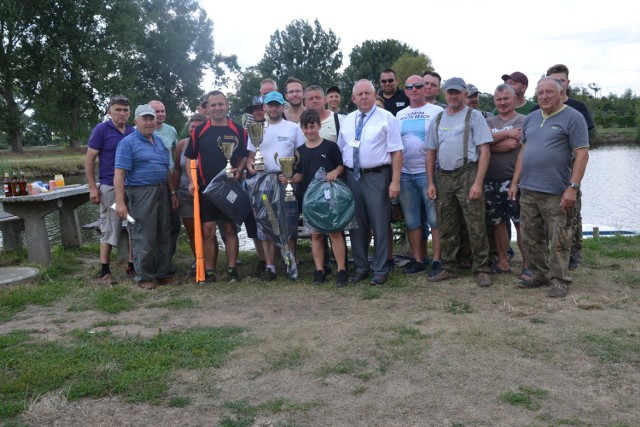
left=443, top=298, right=473, bottom=315
left=498, top=386, right=549, bottom=410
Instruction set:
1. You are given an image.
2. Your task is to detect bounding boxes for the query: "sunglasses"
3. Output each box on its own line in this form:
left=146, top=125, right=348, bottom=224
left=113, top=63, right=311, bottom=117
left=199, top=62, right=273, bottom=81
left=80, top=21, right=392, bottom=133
left=108, top=96, right=129, bottom=107
left=405, top=84, right=425, bottom=90
left=380, top=79, right=395, bottom=84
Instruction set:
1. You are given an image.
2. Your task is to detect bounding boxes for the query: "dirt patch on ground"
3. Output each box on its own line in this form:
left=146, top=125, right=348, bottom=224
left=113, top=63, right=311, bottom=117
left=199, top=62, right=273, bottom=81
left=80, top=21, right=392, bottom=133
left=4, top=250, right=640, bottom=426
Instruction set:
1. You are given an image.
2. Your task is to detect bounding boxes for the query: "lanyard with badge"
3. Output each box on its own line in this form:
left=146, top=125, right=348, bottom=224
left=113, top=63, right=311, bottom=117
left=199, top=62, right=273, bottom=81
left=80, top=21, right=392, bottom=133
left=349, top=106, right=376, bottom=148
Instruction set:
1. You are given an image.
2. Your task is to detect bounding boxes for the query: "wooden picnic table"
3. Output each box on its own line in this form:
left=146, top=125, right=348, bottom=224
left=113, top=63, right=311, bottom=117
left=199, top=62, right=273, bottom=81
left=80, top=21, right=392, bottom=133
left=1, top=184, right=89, bottom=264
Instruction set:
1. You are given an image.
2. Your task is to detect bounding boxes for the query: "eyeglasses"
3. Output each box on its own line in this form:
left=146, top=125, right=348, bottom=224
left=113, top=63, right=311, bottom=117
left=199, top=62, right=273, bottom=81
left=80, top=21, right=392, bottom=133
left=405, top=84, right=425, bottom=90
left=380, top=79, right=395, bottom=84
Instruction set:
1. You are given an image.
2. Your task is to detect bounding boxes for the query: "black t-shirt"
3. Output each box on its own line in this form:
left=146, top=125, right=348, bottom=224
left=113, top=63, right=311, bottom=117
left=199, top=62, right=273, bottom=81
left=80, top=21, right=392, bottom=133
left=184, top=119, right=248, bottom=187
left=294, top=139, right=344, bottom=196
left=379, top=89, right=410, bottom=116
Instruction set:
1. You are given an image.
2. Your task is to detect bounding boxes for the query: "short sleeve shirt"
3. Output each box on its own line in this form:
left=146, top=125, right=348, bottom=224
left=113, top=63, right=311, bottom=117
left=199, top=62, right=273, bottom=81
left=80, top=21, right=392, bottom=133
left=87, top=120, right=134, bottom=186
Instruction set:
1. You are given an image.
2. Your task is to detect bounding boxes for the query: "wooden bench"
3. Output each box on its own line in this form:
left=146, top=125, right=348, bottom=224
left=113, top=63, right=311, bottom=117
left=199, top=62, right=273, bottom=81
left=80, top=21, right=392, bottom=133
left=81, top=219, right=130, bottom=262
left=0, top=209, right=25, bottom=251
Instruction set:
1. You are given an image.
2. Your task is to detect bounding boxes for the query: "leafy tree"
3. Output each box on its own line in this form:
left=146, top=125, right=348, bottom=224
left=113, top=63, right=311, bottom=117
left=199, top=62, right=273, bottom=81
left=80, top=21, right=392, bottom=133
left=0, top=0, right=53, bottom=152
left=119, top=0, right=237, bottom=129
left=33, top=0, right=137, bottom=149
left=228, top=66, right=265, bottom=122
left=257, top=19, right=342, bottom=92
left=391, top=53, right=433, bottom=86
left=340, top=39, right=420, bottom=109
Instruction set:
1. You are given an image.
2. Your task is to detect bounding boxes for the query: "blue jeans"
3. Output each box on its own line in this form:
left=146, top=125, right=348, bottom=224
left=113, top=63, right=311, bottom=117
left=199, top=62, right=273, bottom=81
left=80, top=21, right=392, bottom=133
left=399, top=172, right=438, bottom=235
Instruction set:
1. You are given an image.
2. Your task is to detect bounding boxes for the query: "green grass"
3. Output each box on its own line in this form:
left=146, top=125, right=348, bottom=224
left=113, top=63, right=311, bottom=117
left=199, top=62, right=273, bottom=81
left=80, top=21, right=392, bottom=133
left=0, top=326, right=246, bottom=419
left=266, top=346, right=307, bottom=371
left=147, top=297, right=197, bottom=310
left=583, top=235, right=640, bottom=259
left=581, top=328, right=640, bottom=365
left=67, top=286, right=148, bottom=314
left=443, top=298, right=473, bottom=315
left=498, top=386, right=549, bottom=410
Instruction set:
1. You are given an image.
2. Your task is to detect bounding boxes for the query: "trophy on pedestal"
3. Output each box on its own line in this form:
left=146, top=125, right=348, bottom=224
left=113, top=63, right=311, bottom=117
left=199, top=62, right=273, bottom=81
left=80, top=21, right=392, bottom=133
left=218, top=136, right=238, bottom=178
left=274, top=152, right=299, bottom=202
left=247, top=122, right=265, bottom=171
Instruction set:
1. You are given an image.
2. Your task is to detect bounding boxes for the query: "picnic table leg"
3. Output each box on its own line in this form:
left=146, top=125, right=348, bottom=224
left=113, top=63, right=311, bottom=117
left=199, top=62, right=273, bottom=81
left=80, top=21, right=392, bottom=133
left=57, top=193, right=88, bottom=248
left=3, top=201, right=58, bottom=264
left=0, top=219, right=24, bottom=251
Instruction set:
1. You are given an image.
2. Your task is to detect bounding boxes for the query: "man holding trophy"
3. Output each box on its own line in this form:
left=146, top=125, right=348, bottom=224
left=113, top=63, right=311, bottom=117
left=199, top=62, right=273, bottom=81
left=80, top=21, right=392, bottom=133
left=247, top=91, right=305, bottom=281
left=184, top=90, right=248, bottom=283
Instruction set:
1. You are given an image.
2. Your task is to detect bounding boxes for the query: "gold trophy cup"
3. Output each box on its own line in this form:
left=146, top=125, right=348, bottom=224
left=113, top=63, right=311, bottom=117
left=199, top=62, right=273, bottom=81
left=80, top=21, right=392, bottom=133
left=275, top=152, right=299, bottom=202
left=218, top=136, right=238, bottom=178
left=247, top=122, right=265, bottom=171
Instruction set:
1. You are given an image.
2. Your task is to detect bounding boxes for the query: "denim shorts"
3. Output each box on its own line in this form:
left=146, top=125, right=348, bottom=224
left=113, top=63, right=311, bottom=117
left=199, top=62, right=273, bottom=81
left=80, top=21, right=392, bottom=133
left=399, top=172, right=438, bottom=231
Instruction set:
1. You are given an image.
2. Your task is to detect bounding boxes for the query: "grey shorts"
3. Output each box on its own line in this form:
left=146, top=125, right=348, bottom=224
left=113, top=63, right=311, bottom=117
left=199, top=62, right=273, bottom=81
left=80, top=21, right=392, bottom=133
left=178, top=190, right=194, bottom=219
left=98, top=184, right=123, bottom=246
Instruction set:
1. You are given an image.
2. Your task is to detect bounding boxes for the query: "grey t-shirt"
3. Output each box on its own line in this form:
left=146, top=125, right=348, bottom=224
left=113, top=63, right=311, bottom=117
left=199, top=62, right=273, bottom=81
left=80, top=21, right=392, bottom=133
left=426, top=106, right=493, bottom=171
left=520, top=106, right=589, bottom=195
left=485, top=113, right=525, bottom=180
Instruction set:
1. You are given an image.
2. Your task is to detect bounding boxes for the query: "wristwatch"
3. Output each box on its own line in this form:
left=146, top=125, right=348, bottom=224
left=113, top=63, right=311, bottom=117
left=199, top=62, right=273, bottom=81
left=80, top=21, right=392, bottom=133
left=569, top=182, right=580, bottom=190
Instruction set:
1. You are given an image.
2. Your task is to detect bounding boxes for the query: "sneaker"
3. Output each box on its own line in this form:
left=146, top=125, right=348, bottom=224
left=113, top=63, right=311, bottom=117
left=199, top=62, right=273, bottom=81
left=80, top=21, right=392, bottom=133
left=548, top=281, right=569, bottom=298
left=428, top=260, right=442, bottom=277
left=477, top=272, right=492, bottom=287
left=100, top=273, right=117, bottom=285
left=568, top=255, right=578, bottom=271
left=573, top=249, right=584, bottom=263
left=227, top=267, right=240, bottom=283
left=404, top=259, right=425, bottom=274
left=259, top=268, right=276, bottom=282
left=323, top=261, right=333, bottom=276
left=312, top=270, right=325, bottom=286
left=336, top=270, right=348, bottom=288
left=204, top=270, right=217, bottom=284
left=125, top=264, right=135, bottom=277
left=138, top=280, right=156, bottom=290
left=254, top=260, right=266, bottom=276
left=428, top=269, right=457, bottom=283
left=458, top=260, right=472, bottom=269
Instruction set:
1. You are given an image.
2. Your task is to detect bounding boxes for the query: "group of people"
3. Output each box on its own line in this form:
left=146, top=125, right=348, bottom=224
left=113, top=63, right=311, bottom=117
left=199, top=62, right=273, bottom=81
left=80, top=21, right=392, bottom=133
left=86, top=63, right=591, bottom=298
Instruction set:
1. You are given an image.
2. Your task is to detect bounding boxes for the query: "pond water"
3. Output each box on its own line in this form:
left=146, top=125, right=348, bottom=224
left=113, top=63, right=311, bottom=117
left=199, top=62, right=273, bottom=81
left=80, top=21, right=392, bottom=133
left=2, top=144, right=639, bottom=250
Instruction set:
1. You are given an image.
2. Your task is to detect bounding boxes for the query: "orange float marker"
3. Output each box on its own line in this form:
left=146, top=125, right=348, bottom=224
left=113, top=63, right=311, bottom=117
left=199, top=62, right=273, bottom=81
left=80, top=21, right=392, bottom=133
left=190, top=159, right=205, bottom=283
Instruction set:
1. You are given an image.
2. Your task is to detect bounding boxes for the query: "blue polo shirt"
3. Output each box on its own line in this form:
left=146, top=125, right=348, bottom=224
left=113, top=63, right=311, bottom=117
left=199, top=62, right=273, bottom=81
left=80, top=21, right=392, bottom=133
left=115, top=129, right=170, bottom=186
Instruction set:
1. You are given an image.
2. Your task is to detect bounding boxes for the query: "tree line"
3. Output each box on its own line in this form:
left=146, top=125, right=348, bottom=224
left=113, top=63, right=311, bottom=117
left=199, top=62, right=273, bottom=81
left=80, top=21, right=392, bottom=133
left=2, top=8, right=637, bottom=152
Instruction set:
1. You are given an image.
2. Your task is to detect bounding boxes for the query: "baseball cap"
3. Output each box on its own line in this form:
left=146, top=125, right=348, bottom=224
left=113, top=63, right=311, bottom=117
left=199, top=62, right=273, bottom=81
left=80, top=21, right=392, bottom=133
left=244, top=95, right=265, bottom=114
left=264, top=91, right=285, bottom=105
left=135, top=104, right=156, bottom=118
left=199, top=95, right=208, bottom=107
left=466, top=84, right=479, bottom=97
left=501, top=71, right=528, bottom=86
left=443, top=77, right=467, bottom=92
left=326, top=86, right=341, bottom=95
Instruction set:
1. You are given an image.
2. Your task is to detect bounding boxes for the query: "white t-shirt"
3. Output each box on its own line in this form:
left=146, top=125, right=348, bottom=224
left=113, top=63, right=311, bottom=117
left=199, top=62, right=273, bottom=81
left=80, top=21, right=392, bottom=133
left=396, top=103, right=444, bottom=174
left=247, top=120, right=304, bottom=172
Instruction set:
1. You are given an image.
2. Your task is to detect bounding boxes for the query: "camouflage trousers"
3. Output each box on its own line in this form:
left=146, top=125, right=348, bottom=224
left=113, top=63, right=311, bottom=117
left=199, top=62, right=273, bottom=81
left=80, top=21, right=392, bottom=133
left=436, top=164, right=490, bottom=273
left=519, top=189, right=576, bottom=284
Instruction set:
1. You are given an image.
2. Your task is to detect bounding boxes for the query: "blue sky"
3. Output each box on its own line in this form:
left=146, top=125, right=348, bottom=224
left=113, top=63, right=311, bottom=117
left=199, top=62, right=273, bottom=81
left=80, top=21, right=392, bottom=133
left=201, top=0, right=639, bottom=97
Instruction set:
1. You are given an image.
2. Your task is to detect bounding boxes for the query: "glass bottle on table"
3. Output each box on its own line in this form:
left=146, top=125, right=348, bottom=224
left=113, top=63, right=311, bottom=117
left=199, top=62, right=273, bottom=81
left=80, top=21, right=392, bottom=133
left=11, top=171, right=21, bottom=196
left=19, top=171, right=28, bottom=195
left=3, top=171, right=12, bottom=197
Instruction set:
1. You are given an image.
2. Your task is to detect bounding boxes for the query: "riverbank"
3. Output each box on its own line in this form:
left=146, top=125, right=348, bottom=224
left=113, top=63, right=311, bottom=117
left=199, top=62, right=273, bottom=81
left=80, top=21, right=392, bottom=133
left=1, top=236, right=639, bottom=426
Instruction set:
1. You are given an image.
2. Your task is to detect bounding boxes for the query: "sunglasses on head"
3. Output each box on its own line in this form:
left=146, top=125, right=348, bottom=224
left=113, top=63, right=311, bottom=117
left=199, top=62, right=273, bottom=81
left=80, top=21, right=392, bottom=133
left=405, top=84, right=425, bottom=90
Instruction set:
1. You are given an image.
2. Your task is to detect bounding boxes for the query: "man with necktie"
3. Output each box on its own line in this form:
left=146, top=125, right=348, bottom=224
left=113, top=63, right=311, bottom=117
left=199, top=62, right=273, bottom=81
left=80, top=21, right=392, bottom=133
left=337, top=79, right=403, bottom=285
